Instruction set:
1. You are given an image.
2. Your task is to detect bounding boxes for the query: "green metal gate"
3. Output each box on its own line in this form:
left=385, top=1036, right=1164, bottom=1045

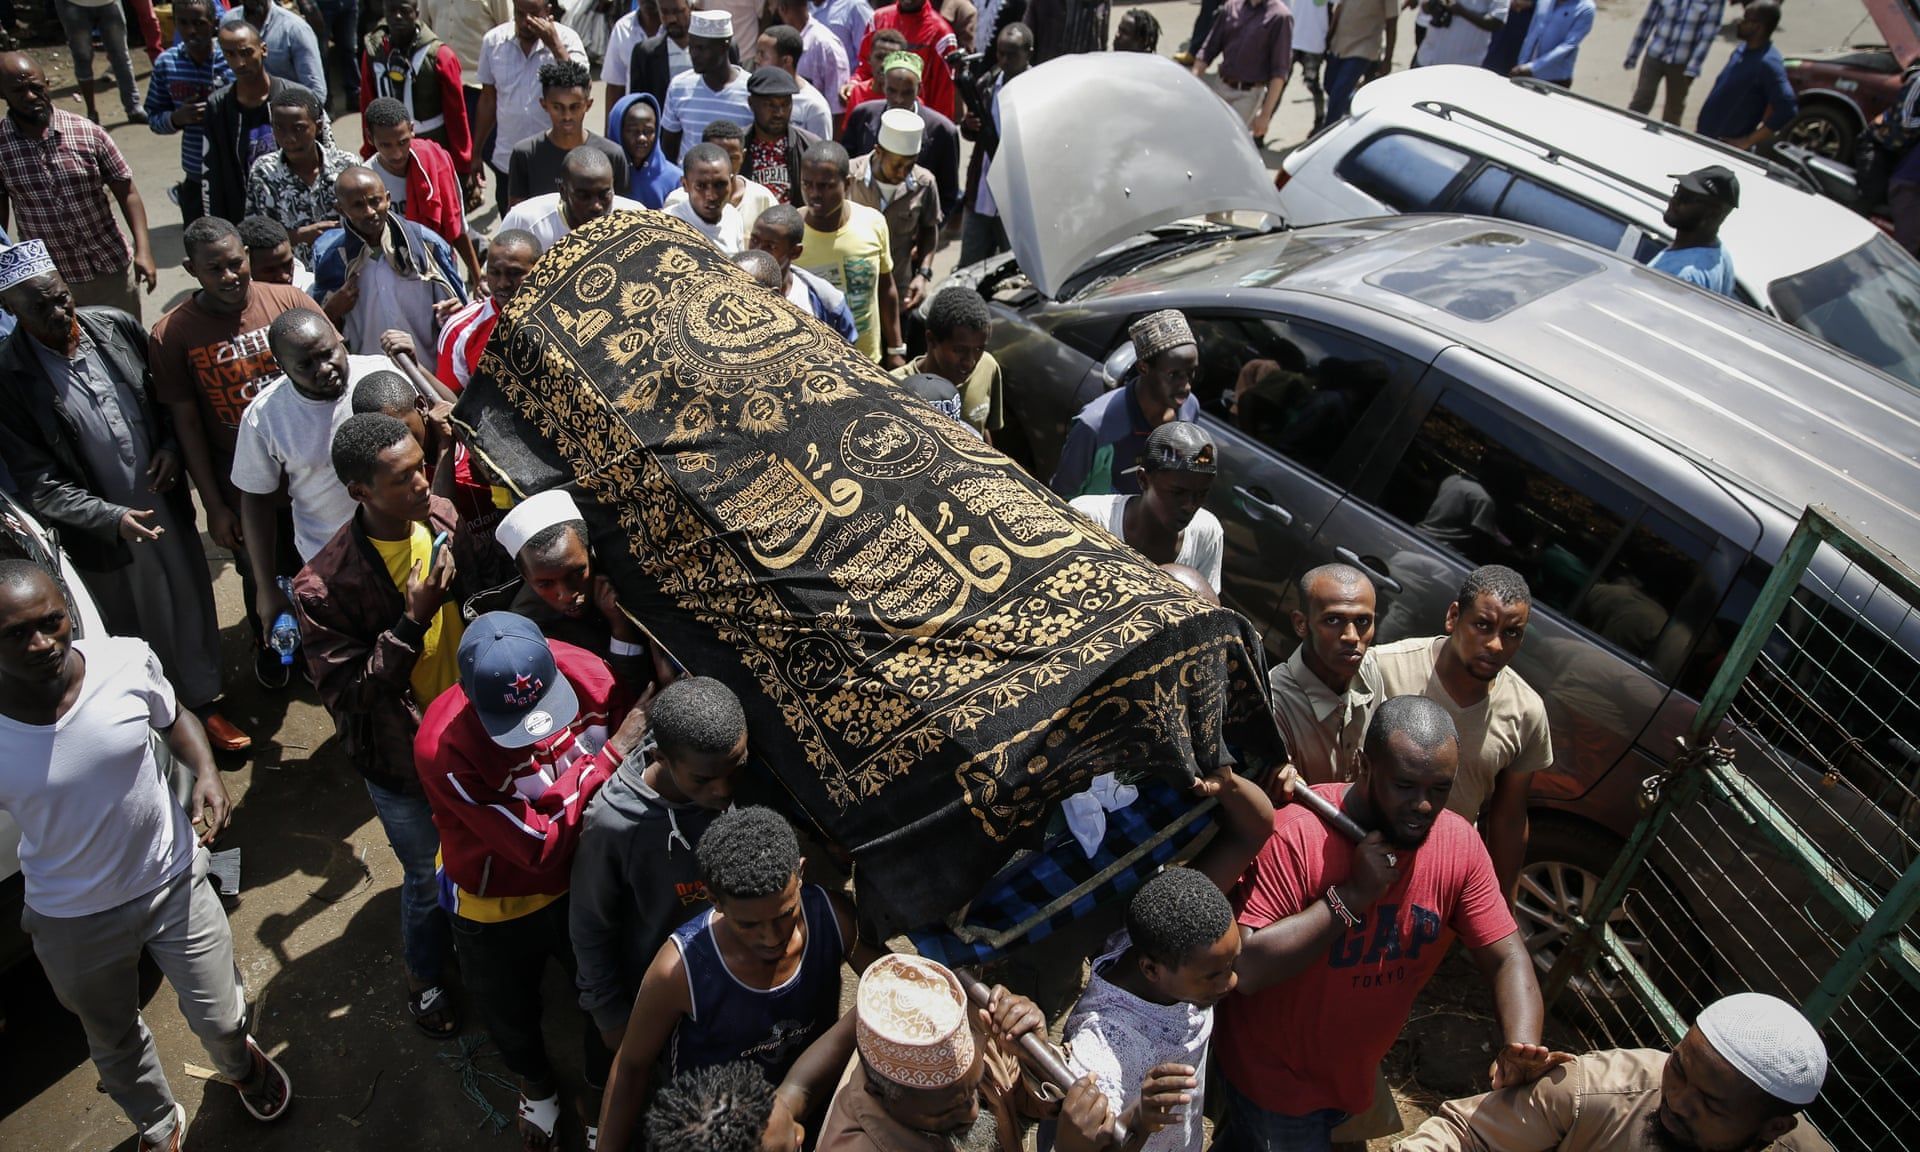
left=1541, top=505, right=1920, bottom=1149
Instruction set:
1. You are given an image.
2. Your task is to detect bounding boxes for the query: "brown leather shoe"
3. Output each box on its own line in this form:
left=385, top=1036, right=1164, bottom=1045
left=201, top=712, right=253, bottom=753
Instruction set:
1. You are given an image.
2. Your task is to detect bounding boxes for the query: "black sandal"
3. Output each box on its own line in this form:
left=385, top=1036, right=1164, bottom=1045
left=408, top=984, right=459, bottom=1038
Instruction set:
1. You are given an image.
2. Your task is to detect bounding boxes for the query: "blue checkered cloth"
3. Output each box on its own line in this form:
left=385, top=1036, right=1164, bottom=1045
left=909, top=778, right=1217, bottom=968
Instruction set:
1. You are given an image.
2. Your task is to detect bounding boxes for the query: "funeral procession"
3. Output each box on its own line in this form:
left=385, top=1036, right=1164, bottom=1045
left=0, top=0, right=1918, bottom=1146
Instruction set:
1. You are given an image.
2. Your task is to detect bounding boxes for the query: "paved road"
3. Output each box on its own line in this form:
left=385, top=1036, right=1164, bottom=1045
left=0, top=0, right=1865, bottom=1146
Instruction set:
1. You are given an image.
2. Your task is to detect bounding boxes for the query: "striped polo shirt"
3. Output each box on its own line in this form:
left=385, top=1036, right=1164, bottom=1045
left=660, top=66, right=753, bottom=158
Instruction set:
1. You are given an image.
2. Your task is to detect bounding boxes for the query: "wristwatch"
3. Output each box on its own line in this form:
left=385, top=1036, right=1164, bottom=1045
left=886, top=345, right=909, bottom=358
left=916, top=264, right=935, bottom=280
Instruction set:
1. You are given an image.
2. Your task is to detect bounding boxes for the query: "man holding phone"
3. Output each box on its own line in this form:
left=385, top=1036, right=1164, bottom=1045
left=290, top=411, right=496, bottom=1037
left=143, top=0, right=232, bottom=225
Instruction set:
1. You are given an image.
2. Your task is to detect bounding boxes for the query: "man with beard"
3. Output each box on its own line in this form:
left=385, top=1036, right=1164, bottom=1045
left=1648, top=166, right=1737, bottom=298
left=312, top=164, right=466, bottom=356
left=1269, top=564, right=1381, bottom=786
left=1373, top=565, right=1550, bottom=905
left=1211, top=695, right=1553, bottom=1152
left=1070, top=422, right=1222, bottom=592
left=0, top=240, right=248, bottom=751
left=1397, top=992, right=1832, bottom=1152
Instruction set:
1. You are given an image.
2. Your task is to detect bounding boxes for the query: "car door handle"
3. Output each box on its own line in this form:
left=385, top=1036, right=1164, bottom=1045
left=1233, top=485, right=1295, bottom=527
left=1335, top=547, right=1403, bottom=594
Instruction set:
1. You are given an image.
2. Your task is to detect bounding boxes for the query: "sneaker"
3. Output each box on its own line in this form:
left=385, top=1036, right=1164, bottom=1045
left=139, top=1102, right=186, bottom=1152
left=254, top=645, right=292, bottom=691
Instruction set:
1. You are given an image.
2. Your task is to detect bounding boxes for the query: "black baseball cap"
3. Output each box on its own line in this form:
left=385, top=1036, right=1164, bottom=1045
left=748, top=67, right=801, bottom=97
left=1671, top=165, right=1740, bottom=208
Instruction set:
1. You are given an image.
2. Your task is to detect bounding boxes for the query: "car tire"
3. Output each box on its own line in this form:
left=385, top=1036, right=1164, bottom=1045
left=1519, top=816, right=1708, bottom=1012
left=1781, top=104, right=1859, bottom=163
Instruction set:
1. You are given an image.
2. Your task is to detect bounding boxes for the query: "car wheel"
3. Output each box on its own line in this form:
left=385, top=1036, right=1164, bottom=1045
left=1518, top=816, right=1705, bottom=1006
left=1781, top=104, right=1858, bottom=162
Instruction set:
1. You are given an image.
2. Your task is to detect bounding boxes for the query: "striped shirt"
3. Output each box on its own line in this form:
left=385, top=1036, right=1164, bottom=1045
left=661, top=66, right=752, bottom=159
left=144, top=44, right=233, bottom=178
left=435, top=295, right=499, bottom=393
left=1623, top=0, right=1723, bottom=77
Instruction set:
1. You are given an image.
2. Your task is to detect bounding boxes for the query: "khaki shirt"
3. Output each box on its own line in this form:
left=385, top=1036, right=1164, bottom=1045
left=1268, top=645, right=1381, bottom=785
left=1372, top=636, right=1552, bottom=823
left=1395, top=1048, right=1835, bottom=1152
left=893, top=352, right=1005, bottom=436
left=847, top=153, right=943, bottom=294
left=818, top=1056, right=1022, bottom=1152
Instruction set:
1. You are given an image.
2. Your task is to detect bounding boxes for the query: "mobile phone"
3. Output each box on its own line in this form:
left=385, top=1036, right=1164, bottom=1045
left=431, top=530, right=450, bottom=565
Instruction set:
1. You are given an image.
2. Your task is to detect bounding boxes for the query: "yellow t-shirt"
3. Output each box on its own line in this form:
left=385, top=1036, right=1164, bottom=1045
left=369, top=522, right=465, bottom=707
left=798, top=201, right=895, bottom=362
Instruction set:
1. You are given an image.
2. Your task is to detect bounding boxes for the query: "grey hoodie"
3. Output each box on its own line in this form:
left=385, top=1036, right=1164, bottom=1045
left=570, top=755, right=723, bottom=1034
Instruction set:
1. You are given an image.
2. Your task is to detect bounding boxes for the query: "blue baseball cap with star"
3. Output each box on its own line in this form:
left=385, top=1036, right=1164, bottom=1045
left=457, top=612, right=581, bottom=748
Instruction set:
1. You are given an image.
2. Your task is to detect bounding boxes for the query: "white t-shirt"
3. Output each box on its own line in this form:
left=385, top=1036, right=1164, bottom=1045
left=664, top=177, right=775, bottom=234
left=1071, top=493, right=1225, bottom=592
left=1064, top=934, right=1214, bottom=1152
left=1293, top=0, right=1332, bottom=55
left=499, top=192, right=649, bottom=251
left=230, top=354, right=392, bottom=561
left=374, top=157, right=409, bottom=210
left=1415, top=0, right=1508, bottom=66
left=0, top=637, right=193, bottom=918
left=664, top=197, right=746, bottom=254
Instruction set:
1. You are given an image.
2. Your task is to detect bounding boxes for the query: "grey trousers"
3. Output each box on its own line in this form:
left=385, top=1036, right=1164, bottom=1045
left=22, top=847, right=253, bottom=1145
left=1629, top=57, right=1693, bottom=125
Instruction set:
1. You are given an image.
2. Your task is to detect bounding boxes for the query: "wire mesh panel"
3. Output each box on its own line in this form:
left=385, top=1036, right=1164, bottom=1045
left=1543, top=507, right=1920, bottom=1150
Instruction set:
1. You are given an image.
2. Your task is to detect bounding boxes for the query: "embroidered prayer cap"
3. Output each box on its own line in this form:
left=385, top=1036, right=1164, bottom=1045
left=0, top=239, right=56, bottom=294
left=1132, top=420, right=1217, bottom=476
left=1696, top=993, right=1826, bottom=1107
left=878, top=108, right=924, bottom=157
left=881, top=50, right=924, bottom=80
left=496, top=488, right=584, bottom=558
left=1128, top=309, right=1195, bottom=362
left=855, top=954, right=977, bottom=1089
left=457, top=612, right=582, bottom=748
left=689, top=9, right=732, bottom=39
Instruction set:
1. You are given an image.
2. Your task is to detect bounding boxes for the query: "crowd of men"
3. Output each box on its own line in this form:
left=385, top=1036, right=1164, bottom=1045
left=0, top=0, right=1845, bottom=1150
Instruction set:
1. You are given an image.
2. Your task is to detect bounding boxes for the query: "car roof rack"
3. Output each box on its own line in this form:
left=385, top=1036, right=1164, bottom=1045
left=1411, top=98, right=1675, bottom=204
left=1503, top=76, right=1819, bottom=194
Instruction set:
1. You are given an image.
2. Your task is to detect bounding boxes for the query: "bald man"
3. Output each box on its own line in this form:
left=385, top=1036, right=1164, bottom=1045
left=498, top=144, right=645, bottom=250
left=1270, top=563, right=1381, bottom=787
left=313, top=165, right=466, bottom=356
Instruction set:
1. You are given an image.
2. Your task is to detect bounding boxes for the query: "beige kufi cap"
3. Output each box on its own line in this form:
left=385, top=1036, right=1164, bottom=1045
left=855, top=954, right=977, bottom=1089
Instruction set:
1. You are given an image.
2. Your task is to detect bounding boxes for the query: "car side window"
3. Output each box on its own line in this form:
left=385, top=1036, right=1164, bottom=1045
left=1492, top=177, right=1631, bottom=253
left=1337, top=132, right=1474, bottom=212
left=1380, top=389, right=1717, bottom=676
left=1185, top=315, right=1403, bottom=479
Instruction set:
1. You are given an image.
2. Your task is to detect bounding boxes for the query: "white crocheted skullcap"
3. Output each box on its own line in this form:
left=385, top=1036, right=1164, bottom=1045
left=1695, top=992, right=1827, bottom=1107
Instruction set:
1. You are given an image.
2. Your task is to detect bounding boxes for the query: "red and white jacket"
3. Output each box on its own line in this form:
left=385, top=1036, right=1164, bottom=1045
left=414, top=640, right=634, bottom=901
left=436, top=294, right=498, bottom=395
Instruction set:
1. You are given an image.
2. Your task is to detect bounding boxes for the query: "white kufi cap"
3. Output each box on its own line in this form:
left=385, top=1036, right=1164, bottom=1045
left=689, top=9, right=732, bottom=38
left=496, top=489, right=585, bottom=559
left=1695, top=993, right=1827, bottom=1107
left=877, top=108, right=924, bottom=157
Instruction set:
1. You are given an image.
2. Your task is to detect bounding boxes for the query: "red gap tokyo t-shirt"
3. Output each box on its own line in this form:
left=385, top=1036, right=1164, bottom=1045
left=1213, top=784, right=1517, bottom=1118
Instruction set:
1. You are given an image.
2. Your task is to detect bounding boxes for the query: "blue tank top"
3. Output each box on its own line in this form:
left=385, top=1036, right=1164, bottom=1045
left=666, top=883, right=846, bottom=1083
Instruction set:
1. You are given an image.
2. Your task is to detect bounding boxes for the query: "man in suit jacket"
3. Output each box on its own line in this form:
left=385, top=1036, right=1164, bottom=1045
left=0, top=240, right=247, bottom=749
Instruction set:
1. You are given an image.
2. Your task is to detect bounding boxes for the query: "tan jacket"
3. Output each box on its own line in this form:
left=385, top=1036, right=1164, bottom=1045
left=1268, top=644, right=1380, bottom=785
left=1394, top=1048, right=1834, bottom=1152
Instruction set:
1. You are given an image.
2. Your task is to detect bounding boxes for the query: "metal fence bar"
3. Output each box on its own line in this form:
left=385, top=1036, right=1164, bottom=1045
left=1593, top=922, right=1687, bottom=1040
left=1538, top=746, right=1712, bottom=1004
left=1704, top=759, right=1920, bottom=992
left=1802, top=852, right=1920, bottom=1026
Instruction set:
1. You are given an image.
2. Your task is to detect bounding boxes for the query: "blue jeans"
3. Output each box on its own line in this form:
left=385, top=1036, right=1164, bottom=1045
left=1323, top=55, right=1375, bottom=124
left=1211, top=1077, right=1346, bottom=1152
left=364, top=779, right=450, bottom=985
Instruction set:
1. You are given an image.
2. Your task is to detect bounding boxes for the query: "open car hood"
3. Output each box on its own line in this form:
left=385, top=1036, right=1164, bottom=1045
left=1866, top=0, right=1920, bottom=66
left=987, top=53, right=1284, bottom=299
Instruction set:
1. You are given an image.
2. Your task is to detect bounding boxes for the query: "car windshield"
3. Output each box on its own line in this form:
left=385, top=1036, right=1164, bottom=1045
left=1769, top=234, right=1920, bottom=393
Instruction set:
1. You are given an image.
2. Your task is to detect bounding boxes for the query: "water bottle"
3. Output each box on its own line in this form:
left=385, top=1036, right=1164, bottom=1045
left=270, top=576, right=300, bottom=666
